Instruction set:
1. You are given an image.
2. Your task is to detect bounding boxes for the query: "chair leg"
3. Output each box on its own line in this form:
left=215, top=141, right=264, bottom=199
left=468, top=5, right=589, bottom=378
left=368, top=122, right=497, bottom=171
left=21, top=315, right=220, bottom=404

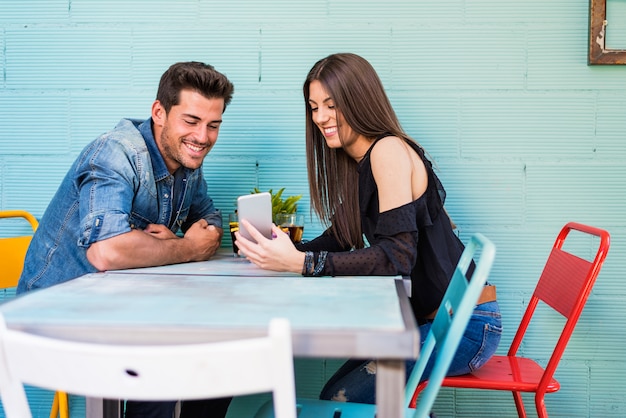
left=59, top=392, right=69, bottom=418
left=49, top=393, right=59, bottom=418
left=535, top=393, right=548, bottom=418
left=50, top=392, right=70, bottom=418
left=512, top=391, right=527, bottom=418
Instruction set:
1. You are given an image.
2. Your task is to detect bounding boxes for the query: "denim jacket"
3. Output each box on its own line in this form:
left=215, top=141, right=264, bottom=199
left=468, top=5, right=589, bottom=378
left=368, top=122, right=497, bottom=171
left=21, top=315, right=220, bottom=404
left=17, top=118, right=221, bottom=293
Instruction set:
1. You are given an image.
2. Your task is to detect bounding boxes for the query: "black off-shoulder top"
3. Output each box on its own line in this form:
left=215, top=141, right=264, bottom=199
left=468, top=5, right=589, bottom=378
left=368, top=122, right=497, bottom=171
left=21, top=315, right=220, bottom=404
left=299, top=135, right=466, bottom=319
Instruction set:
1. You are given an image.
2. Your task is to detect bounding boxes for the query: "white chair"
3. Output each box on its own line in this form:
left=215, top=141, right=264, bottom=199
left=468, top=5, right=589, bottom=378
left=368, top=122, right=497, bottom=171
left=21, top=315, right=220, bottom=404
left=0, top=317, right=297, bottom=418
left=0, top=209, right=70, bottom=418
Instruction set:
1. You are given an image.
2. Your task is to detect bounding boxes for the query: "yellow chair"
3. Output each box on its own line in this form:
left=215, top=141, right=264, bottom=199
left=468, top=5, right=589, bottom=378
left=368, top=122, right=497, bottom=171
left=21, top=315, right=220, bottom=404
left=0, top=210, right=69, bottom=418
left=0, top=210, right=38, bottom=289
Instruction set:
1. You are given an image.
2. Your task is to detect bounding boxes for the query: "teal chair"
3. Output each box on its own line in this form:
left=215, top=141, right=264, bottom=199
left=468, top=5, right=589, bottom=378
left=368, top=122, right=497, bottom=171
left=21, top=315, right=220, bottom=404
left=255, top=233, right=496, bottom=418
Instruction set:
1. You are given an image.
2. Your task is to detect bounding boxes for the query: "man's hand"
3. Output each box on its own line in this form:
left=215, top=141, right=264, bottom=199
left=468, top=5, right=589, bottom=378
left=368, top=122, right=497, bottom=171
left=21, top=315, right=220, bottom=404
left=143, top=224, right=178, bottom=240
left=142, top=221, right=223, bottom=260
left=183, top=219, right=223, bottom=261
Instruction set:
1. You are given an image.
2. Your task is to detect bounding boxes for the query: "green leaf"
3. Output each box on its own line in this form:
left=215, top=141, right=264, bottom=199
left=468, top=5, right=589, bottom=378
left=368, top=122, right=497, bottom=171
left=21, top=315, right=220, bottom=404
left=250, top=188, right=302, bottom=217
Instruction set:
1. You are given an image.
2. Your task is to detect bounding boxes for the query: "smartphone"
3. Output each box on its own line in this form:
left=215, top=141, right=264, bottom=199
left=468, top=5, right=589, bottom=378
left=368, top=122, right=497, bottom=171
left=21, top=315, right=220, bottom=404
left=237, top=192, right=273, bottom=242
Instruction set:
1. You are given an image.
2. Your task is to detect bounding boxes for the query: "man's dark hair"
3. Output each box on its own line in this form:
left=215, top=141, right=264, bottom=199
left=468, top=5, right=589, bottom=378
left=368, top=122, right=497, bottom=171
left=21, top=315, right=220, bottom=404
left=156, top=61, right=234, bottom=113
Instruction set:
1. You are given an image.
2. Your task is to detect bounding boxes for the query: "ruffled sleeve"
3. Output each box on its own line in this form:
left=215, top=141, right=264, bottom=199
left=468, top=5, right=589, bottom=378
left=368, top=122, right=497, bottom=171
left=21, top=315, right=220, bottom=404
left=304, top=203, right=419, bottom=277
left=296, top=228, right=351, bottom=253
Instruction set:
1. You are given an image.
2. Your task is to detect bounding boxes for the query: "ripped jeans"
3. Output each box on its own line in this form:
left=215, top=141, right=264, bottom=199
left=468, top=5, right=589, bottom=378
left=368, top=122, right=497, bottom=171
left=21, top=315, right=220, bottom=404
left=319, top=301, right=502, bottom=404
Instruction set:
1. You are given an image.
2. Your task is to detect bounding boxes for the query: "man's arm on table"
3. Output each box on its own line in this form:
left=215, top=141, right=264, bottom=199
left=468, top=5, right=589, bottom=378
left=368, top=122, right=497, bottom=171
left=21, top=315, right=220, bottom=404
left=86, top=219, right=223, bottom=271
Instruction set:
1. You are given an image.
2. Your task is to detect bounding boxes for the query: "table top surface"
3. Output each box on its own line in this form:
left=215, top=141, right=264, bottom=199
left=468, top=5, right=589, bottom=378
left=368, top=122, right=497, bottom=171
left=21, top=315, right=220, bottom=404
left=1, top=256, right=418, bottom=359
left=109, top=250, right=300, bottom=277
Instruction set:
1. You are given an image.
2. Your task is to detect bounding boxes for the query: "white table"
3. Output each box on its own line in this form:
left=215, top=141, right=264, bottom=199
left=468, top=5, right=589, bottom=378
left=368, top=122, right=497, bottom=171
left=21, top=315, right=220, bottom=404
left=1, top=255, right=418, bottom=418
left=112, top=249, right=413, bottom=294
left=110, top=250, right=300, bottom=277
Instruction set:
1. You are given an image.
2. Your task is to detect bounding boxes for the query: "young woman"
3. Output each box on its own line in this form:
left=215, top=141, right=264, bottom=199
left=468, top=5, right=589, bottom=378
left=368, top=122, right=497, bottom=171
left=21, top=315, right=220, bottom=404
left=235, top=52, right=501, bottom=404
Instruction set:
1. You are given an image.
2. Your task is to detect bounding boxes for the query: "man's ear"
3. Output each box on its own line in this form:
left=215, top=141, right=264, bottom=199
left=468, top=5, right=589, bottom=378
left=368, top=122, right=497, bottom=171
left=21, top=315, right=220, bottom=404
left=151, top=100, right=166, bottom=125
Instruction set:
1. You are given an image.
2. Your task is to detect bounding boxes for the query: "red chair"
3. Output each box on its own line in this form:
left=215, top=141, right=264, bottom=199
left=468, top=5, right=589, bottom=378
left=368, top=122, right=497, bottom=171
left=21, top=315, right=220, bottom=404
left=409, top=222, right=610, bottom=418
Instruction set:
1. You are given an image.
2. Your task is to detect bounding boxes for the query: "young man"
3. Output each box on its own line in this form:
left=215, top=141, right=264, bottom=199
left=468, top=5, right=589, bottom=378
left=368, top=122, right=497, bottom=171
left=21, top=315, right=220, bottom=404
left=18, top=61, right=235, bottom=418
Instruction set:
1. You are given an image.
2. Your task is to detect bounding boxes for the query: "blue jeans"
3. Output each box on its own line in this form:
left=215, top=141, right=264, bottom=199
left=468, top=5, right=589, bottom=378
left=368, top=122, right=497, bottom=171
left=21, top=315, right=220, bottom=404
left=319, top=301, right=502, bottom=404
left=124, top=398, right=232, bottom=418
left=124, top=401, right=176, bottom=418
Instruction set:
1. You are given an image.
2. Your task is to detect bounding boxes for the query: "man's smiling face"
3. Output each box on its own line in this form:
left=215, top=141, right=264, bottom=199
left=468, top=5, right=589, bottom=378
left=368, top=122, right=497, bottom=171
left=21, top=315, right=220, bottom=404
left=152, top=89, right=225, bottom=173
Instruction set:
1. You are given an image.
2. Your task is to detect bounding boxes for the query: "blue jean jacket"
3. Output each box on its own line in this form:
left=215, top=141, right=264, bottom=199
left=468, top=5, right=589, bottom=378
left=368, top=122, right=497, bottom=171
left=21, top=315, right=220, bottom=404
left=17, top=118, right=221, bottom=293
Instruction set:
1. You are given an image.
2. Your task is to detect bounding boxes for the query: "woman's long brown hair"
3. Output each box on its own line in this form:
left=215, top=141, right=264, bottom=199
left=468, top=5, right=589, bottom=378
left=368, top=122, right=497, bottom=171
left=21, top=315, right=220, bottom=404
left=303, top=53, right=416, bottom=248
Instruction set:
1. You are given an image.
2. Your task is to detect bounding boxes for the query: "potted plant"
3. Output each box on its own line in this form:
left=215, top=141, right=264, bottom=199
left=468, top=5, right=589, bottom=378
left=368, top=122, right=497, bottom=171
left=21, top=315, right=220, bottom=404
left=250, top=188, right=302, bottom=222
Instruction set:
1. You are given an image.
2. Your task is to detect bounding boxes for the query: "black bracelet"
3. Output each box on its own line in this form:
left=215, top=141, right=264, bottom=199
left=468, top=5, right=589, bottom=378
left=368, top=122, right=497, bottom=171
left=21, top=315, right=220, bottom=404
left=302, top=251, right=328, bottom=276
left=302, top=251, right=315, bottom=276
left=313, top=251, right=328, bottom=276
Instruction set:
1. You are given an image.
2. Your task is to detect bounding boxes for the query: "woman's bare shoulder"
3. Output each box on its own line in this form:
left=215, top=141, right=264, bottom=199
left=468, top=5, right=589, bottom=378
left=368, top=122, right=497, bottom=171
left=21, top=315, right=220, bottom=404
left=370, top=135, right=406, bottom=156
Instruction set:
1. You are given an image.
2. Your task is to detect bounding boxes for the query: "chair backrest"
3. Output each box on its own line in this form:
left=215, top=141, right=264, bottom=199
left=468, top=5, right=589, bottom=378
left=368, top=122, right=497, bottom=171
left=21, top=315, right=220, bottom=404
left=0, top=210, right=39, bottom=289
left=0, top=317, right=297, bottom=418
left=507, top=222, right=610, bottom=392
left=405, top=233, right=496, bottom=417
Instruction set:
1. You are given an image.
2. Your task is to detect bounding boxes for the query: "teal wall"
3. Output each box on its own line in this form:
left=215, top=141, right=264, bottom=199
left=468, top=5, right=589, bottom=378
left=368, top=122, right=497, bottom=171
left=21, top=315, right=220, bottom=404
left=1, top=1, right=625, bottom=417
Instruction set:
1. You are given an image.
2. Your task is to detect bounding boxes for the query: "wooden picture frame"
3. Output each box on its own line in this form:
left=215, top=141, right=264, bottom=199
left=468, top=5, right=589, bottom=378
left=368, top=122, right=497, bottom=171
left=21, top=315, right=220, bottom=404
left=588, top=0, right=626, bottom=64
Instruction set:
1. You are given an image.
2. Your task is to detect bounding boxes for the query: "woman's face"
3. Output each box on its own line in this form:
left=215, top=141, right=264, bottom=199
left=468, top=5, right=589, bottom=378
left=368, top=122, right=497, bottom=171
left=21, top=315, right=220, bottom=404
left=308, top=80, right=354, bottom=149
